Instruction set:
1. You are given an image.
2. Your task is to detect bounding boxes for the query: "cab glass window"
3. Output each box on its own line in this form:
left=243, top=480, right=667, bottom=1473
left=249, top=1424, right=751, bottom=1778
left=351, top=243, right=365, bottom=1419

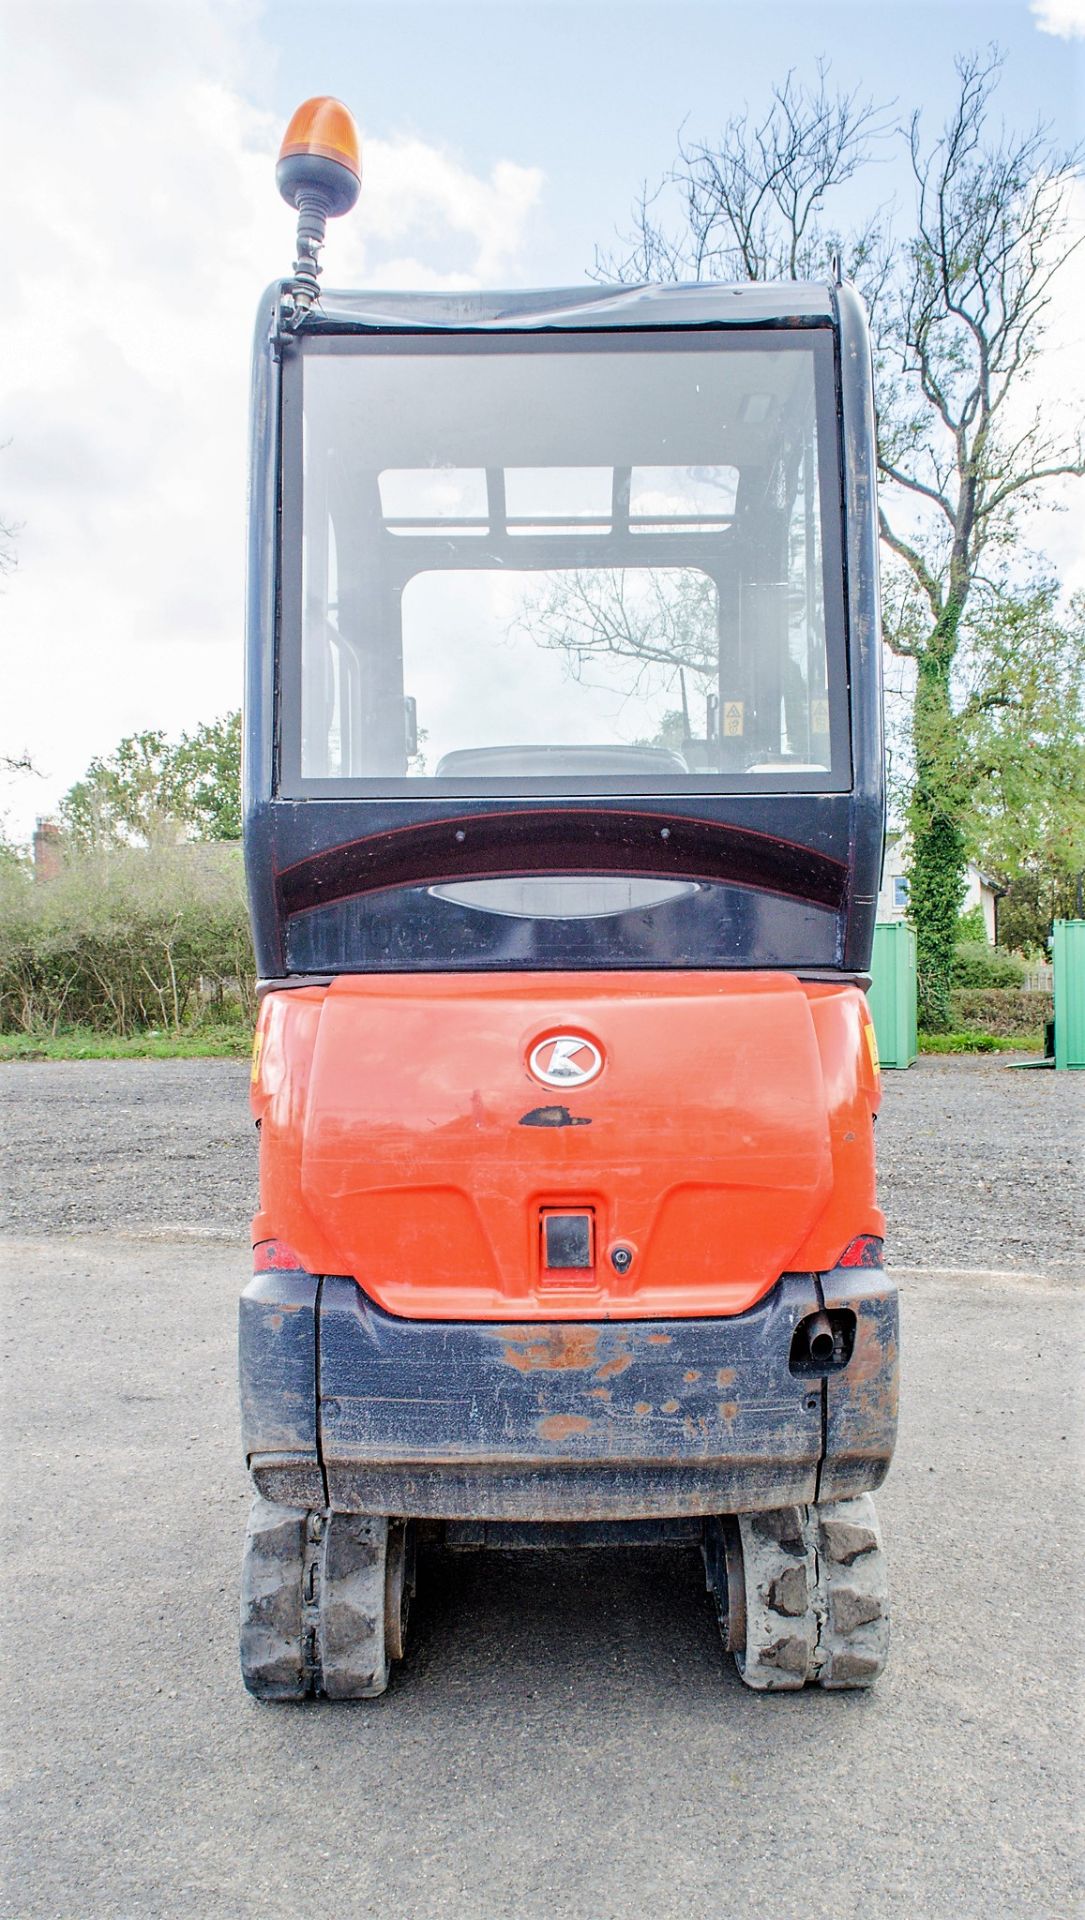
left=284, top=332, right=848, bottom=793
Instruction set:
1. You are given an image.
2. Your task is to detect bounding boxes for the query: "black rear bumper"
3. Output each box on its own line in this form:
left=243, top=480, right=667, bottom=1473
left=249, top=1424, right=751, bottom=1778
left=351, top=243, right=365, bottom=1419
left=240, top=1262, right=897, bottom=1521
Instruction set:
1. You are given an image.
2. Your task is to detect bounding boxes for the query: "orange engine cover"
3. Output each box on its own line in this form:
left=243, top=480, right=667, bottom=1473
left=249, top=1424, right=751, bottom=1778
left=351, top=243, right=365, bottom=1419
left=250, top=972, right=883, bottom=1321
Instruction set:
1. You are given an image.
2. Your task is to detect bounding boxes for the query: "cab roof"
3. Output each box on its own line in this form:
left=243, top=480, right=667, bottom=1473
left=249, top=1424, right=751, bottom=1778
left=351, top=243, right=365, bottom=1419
left=285, top=279, right=837, bottom=336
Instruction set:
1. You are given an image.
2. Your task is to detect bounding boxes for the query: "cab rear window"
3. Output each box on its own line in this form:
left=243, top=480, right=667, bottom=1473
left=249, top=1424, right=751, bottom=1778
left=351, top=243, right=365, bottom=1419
left=279, top=330, right=850, bottom=795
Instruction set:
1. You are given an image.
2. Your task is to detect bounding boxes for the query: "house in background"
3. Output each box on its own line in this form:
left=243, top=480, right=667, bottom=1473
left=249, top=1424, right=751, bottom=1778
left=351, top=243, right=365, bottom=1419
left=878, top=831, right=1005, bottom=944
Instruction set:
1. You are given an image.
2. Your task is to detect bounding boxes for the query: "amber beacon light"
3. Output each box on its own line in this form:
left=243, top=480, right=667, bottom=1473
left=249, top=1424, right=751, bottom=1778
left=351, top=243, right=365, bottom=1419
left=276, top=97, right=362, bottom=320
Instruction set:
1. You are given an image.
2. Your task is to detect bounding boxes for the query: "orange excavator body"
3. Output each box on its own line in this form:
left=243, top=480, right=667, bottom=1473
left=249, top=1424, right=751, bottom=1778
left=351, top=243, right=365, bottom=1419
left=251, top=972, right=882, bottom=1323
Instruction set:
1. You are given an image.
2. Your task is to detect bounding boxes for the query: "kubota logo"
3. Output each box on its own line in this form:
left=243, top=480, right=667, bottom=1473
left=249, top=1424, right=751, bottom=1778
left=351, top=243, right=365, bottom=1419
left=528, top=1035, right=604, bottom=1089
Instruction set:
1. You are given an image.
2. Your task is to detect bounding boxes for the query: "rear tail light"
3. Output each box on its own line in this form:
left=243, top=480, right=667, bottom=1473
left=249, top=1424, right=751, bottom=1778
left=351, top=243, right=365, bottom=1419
left=836, top=1234, right=884, bottom=1270
left=252, top=1238, right=305, bottom=1274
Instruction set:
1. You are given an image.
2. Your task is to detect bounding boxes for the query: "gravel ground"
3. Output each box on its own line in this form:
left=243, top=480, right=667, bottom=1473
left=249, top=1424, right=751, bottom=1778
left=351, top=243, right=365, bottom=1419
left=1, top=1058, right=1082, bottom=1917
left=878, top=1055, right=1082, bottom=1273
left=1, top=1237, right=1081, bottom=1920
left=0, top=1059, right=255, bottom=1241
left=0, top=1054, right=1081, bottom=1273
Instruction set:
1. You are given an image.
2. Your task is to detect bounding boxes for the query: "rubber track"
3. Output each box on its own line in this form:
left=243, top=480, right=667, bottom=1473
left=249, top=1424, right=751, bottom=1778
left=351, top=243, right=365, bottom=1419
left=240, top=1497, right=392, bottom=1699
left=734, top=1494, right=889, bottom=1690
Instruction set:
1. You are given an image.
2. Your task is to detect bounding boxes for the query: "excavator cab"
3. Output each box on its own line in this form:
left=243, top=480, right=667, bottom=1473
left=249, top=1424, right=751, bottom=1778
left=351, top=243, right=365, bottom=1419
left=238, top=101, right=897, bottom=1700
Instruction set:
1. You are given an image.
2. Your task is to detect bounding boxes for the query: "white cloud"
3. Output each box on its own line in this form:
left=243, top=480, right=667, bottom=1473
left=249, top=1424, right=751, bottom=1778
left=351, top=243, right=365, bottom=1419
left=1030, top=0, right=1085, bottom=38
left=0, top=0, right=543, bottom=841
left=356, top=143, right=546, bottom=287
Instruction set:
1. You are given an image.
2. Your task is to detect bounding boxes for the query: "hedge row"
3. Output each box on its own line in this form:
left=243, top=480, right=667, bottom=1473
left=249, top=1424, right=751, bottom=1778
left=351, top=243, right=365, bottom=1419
left=949, top=987, right=1052, bottom=1038
left=1, top=851, right=1053, bottom=1044
left=0, top=847, right=256, bottom=1036
left=951, top=942, right=1027, bottom=989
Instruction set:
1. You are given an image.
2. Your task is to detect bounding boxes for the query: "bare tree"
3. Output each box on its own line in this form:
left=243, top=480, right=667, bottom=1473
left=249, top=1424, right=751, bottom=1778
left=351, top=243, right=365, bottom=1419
left=515, top=568, right=717, bottom=690
left=596, top=62, right=893, bottom=296
left=873, top=51, right=1083, bottom=1022
left=596, top=50, right=1084, bottom=1025
left=1, top=437, right=19, bottom=582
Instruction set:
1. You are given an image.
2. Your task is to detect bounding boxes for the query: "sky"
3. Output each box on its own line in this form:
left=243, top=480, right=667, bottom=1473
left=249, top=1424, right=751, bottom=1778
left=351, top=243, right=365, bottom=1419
left=1, top=0, right=1083, bottom=841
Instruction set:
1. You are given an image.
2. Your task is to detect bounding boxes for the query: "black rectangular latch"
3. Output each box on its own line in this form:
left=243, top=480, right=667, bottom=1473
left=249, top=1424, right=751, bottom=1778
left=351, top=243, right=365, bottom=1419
left=541, top=1211, right=594, bottom=1272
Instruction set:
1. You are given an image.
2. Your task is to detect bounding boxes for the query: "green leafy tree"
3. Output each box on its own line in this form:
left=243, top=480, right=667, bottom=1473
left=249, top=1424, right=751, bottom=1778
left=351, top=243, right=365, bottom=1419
left=959, top=585, right=1085, bottom=949
left=873, top=59, right=1083, bottom=1023
left=61, top=712, right=242, bottom=849
left=171, top=715, right=243, bottom=841
left=0, top=824, right=28, bottom=880
left=955, top=903, right=988, bottom=945
left=597, top=51, right=1084, bottom=1026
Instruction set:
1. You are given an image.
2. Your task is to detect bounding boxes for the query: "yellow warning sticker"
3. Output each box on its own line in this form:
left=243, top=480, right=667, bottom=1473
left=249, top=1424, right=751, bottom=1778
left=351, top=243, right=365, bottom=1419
left=723, top=700, right=745, bottom=737
left=250, top=1028, right=263, bottom=1084
left=864, top=1019, right=880, bottom=1077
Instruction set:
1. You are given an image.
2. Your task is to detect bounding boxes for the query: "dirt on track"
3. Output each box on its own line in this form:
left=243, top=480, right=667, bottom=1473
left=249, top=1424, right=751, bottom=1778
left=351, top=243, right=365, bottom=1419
left=0, top=1053, right=1081, bottom=1274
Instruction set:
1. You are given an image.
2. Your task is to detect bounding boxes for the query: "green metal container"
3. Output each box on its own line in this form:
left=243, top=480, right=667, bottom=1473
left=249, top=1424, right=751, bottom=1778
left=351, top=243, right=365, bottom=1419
left=1052, top=919, right=1085, bottom=1070
left=868, top=922, right=918, bottom=1069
